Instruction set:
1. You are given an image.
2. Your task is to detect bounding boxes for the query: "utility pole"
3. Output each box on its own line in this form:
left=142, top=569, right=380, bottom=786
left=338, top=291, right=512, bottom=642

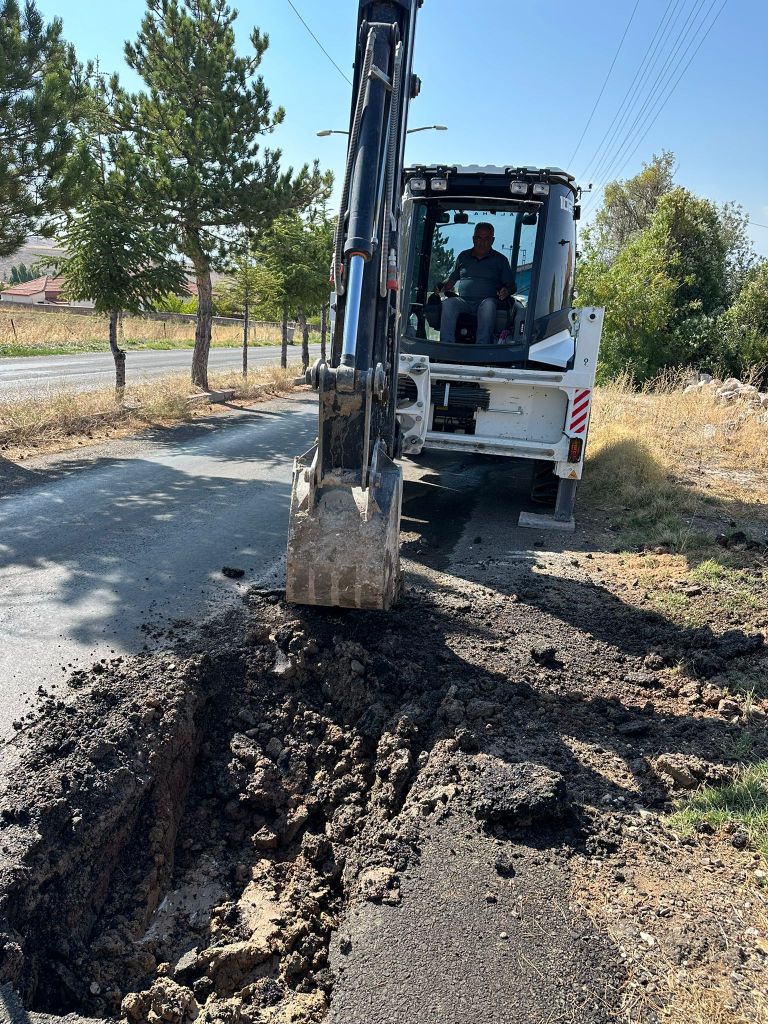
left=242, top=233, right=251, bottom=377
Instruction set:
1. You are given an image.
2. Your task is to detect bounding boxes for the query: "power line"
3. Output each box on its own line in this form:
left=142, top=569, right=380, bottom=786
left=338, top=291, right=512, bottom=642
left=587, top=0, right=708, bottom=189
left=584, top=0, right=726, bottom=211
left=579, top=0, right=680, bottom=182
left=285, top=0, right=352, bottom=86
left=584, top=0, right=693, bottom=185
left=567, top=0, right=641, bottom=169
left=749, top=221, right=768, bottom=230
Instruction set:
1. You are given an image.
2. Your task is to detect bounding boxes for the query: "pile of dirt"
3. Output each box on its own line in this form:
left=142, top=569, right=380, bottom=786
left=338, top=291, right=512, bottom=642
left=1, top=553, right=766, bottom=1023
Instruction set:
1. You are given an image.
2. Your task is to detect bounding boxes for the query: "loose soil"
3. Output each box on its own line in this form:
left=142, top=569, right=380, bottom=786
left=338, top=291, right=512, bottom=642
left=1, top=454, right=767, bottom=1023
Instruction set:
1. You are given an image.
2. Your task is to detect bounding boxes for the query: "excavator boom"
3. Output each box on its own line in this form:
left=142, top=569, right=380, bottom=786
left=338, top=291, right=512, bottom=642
left=286, top=0, right=420, bottom=610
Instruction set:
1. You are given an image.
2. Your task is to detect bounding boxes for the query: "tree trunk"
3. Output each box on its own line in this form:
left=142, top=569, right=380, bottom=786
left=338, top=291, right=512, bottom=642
left=299, top=311, right=310, bottom=372
left=281, top=299, right=288, bottom=369
left=190, top=243, right=213, bottom=391
left=320, top=302, right=327, bottom=362
left=109, top=308, right=126, bottom=402
left=242, top=294, right=249, bottom=377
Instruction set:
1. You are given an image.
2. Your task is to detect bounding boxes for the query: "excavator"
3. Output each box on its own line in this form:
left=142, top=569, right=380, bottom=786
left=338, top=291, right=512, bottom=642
left=286, top=0, right=603, bottom=610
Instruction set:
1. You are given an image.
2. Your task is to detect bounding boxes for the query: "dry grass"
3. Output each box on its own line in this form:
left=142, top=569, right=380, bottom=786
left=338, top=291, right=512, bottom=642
left=590, top=369, right=768, bottom=479
left=0, top=363, right=302, bottom=459
left=584, top=370, right=768, bottom=548
left=0, top=307, right=296, bottom=355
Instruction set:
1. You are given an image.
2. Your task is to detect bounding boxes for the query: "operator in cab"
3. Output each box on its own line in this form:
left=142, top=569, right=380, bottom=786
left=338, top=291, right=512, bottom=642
left=438, top=222, right=515, bottom=344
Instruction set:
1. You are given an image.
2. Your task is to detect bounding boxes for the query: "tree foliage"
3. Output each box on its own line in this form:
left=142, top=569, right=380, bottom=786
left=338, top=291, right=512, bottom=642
left=119, top=0, right=331, bottom=389
left=9, top=262, right=34, bottom=284
left=721, top=262, right=768, bottom=369
left=58, top=72, right=186, bottom=396
left=584, top=151, right=675, bottom=264
left=577, top=154, right=761, bottom=381
left=60, top=198, right=186, bottom=317
left=0, top=0, right=82, bottom=256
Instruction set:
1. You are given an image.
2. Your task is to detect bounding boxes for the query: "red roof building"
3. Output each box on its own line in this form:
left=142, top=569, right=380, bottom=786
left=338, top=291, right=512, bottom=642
left=0, top=275, right=93, bottom=307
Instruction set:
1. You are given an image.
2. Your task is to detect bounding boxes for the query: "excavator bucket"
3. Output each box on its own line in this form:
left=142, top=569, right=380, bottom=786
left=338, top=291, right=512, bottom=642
left=286, top=444, right=402, bottom=610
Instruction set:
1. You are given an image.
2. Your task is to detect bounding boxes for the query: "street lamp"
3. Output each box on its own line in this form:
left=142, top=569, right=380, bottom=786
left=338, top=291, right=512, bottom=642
left=316, top=125, right=447, bottom=137
left=406, top=124, right=448, bottom=134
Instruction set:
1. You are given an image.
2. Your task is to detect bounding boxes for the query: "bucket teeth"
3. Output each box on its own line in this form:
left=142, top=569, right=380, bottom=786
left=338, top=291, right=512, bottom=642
left=286, top=445, right=402, bottom=610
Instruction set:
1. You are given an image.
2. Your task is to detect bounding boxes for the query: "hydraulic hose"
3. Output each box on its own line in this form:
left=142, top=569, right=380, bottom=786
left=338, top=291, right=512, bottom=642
left=333, top=28, right=376, bottom=296
left=380, top=41, right=403, bottom=298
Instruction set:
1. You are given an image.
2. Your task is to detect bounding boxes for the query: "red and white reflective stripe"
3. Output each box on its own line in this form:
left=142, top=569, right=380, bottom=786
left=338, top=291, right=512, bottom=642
left=569, top=389, right=591, bottom=434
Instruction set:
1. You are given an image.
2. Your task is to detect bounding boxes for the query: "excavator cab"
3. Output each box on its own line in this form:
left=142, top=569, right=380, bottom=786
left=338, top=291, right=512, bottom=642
left=400, top=165, right=578, bottom=369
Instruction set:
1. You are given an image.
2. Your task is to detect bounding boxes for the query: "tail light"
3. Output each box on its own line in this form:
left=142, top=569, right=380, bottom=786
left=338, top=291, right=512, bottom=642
left=568, top=437, right=583, bottom=463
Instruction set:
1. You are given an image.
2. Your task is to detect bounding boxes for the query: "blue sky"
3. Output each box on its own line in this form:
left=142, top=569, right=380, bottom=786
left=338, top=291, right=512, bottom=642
left=37, top=0, right=768, bottom=256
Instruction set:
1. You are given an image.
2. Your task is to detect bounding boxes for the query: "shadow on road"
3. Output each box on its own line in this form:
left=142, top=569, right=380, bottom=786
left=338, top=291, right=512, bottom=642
left=0, top=401, right=316, bottom=660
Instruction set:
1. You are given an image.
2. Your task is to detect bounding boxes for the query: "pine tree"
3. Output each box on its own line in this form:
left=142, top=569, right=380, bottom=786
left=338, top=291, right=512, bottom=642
left=0, top=0, right=82, bottom=256
left=119, top=0, right=330, bottom=390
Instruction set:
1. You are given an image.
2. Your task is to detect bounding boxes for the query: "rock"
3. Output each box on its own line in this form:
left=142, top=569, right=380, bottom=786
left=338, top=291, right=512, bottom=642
left=265, top=736, right=283, bottom=760
left=438, top=695, right=466, bottom=726
left=472, top=758, right=566, bottom=825
left=530, top=644, right=558, bottom=666
left=654, top=754, right=699, bottom=789
left=358, top=865, right=400, bottom=904
left=617, top=719, right=649, bottom=737
left=122, top=979, right=199, bottom=1024
left=716, top=629, right=763, bottom=659
left=222, top=566, right=245, bottom=579
left=717, top=697, right=741, bottom=718
left=172, top=947, right=200, bottom=981
left=654, top=753, right=733, bottom=790
left=643, top=652, right=666, bottom=670
left=250, top=827, right=278, bottom=851
left=230, top=733, right=261, bottom=766
left=689, top=651, right=727, bottom=678
left=455, top=727, right=479, bottom=752
left=350, top=659, right=365, bottom=677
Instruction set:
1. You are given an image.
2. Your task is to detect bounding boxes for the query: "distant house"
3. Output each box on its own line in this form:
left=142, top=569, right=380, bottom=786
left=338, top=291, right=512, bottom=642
left=0, top=275, right=94, bottom=308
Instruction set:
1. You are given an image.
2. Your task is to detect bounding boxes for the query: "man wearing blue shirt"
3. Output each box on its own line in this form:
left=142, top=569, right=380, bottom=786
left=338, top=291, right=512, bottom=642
left=439, top=223, right=515, bottom=344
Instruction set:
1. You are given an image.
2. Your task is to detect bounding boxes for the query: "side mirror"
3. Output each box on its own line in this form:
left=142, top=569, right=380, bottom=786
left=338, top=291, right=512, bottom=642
left=574, top=204, right=581, bottom=221
left=436, top=211, right=451, bottom=224
left=522, top=212, right=537, bottom=225
left=454, top=212, right=469, bottom=224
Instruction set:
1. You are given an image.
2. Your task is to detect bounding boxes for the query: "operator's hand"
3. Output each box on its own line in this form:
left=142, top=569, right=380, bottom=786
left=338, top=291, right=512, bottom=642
left=498, top=286, right=510, bottom=301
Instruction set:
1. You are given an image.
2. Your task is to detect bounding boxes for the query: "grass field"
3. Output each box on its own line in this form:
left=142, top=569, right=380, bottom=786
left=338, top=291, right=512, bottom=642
left=586, top=369, right=768, bottom=550
left=0, top=364, right=301, bottom=458
left=0, top=307, right=320, bottom=357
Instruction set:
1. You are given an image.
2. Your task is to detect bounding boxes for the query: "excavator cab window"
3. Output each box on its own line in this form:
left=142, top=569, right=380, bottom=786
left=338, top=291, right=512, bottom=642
left=405, top=201, right=540, bottom=345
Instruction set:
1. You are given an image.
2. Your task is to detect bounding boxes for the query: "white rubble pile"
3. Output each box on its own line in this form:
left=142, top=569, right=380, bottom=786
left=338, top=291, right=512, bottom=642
left=683, top=372, right=768, bottom=417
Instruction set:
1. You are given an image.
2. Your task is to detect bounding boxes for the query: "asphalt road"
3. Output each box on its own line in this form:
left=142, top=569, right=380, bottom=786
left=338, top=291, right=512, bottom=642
left=0, top=394, right=318, bottom=741
left=0, top=344, right=321, bottom=399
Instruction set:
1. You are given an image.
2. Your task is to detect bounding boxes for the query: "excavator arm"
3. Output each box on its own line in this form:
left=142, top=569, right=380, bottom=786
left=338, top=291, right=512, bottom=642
left=286, top=0, right=421, bottom=609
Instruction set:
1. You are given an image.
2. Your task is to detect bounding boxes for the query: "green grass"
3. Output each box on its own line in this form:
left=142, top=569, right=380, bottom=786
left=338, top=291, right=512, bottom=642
left=669, top=760, right=768, bottom=866
left=721, top=731, right=757, bottom=761
left=689, top=557, right=766, bottom=614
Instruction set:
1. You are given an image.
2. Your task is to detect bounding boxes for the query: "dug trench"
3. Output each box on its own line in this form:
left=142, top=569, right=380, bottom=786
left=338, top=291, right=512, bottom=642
left=1, top=455, right=767, bottom=1023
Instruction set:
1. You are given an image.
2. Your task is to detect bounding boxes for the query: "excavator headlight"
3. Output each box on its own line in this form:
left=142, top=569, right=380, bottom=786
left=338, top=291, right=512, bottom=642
left=430, top=177, right=447, bottom=191
left=532, top=183, right=550, bottom=197
left=409, top=177, right=427, bottom=193
left=510, top=181, right=528, bottom=196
